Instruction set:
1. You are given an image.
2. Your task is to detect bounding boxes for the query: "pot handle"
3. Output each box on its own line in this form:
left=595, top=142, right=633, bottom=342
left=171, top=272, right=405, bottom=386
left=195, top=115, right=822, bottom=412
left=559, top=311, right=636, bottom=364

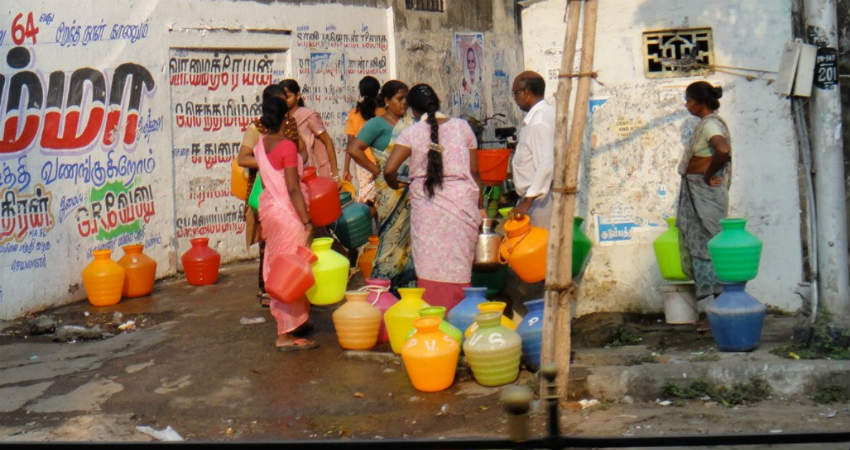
left=499, top=227, right=530, bottom=264
left=359, top=284, right=389, bottom=306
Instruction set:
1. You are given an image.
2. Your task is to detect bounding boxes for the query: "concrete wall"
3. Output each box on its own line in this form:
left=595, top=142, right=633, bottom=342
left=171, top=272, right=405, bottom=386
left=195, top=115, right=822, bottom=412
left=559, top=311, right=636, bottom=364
left=522, top=0, right=804, bottom=315
left=392, top=0, right=525, bottom=131
left=838, top=0, right=850, bottom=279
left=0, top=0, right=395, bottom=319
left=0, top=0, right=525, bottom=320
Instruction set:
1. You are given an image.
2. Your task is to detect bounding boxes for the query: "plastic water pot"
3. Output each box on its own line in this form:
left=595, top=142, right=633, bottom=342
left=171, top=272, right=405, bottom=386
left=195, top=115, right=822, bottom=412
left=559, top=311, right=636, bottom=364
left=82, top=249, right=126, bottom=307
left=652, top=217, right=690, bottom=281
left=333, top=291, right=382, bottom=350
left=266, top=246, right=317, bottom=304
left=499, top=215, right=547, bottom=283
left=302, top=166, right=342, bottom=226
left=707, top=218, right=763, bottom=282
left=117, top=244, right=156, bottom=298
left=384, top=287, right=429, bottom=354
left=515, top=298, right=544, bottom=372
left=332, top=191, right=371, bottom=249
left=230, top=159, right=249, bottom=200
left=305, top=237, right=349, bottom=305
left=401, top=316, right=460, bottom=392
left=463, top=311, right=522, bottom=387
left=181, top=237, right=220, bottom=286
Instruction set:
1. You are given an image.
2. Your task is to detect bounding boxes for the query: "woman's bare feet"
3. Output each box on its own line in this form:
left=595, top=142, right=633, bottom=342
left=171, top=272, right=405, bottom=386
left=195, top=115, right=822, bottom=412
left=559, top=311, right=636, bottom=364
left=275, top=333, right=318, bottom=352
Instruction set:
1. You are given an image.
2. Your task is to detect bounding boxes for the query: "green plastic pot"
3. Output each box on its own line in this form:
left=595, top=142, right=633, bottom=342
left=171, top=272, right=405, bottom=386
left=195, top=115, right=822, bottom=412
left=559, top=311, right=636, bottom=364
left=707, top=218, right=762, bottom=282
left=248, top=174, right=263, bottom=211
left=652, top=217, right=690, bottom=281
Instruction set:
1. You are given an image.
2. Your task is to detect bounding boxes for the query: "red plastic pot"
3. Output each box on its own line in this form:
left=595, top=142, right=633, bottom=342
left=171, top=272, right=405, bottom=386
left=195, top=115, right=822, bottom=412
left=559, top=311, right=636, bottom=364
left=266, top=246, right=318, bottom=303
left=181, top=237, right=220, bottom=286
left=302, top=166, right=342, bottom=226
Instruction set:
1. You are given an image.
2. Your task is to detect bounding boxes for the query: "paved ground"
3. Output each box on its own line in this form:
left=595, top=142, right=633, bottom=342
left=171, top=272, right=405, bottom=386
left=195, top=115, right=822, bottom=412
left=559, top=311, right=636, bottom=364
left=0, top=260, right=848, bottom=445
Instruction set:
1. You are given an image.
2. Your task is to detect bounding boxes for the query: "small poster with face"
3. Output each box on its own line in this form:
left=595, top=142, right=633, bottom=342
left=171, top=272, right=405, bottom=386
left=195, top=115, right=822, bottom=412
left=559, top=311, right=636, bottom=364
left=455, top=32, right=484, bottom=117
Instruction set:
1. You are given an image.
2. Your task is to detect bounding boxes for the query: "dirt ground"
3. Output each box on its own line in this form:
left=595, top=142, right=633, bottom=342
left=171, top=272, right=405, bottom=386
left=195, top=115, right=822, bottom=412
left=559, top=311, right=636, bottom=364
left=0, top=261, right=848, bottom=443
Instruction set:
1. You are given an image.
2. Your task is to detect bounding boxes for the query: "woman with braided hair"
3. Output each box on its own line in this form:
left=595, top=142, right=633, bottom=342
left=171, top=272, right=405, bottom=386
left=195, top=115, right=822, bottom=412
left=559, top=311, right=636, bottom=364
left=384, top=83, right=484, bottom=309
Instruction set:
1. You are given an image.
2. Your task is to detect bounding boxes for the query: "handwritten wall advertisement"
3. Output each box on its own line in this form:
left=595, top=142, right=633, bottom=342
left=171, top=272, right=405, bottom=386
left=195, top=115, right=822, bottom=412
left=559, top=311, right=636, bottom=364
left=0, top=1, right=393, bottom=319
left=169, top=48, right=285, bottom=259
left=0, top=3, right=171, bottom=318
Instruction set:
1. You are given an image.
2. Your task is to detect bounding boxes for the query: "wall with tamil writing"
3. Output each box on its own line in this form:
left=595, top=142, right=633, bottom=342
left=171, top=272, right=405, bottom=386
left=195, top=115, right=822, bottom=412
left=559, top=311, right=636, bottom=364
left=0, top=0, right=394, bottom=319
left=522, top=0, right=804, bottom=314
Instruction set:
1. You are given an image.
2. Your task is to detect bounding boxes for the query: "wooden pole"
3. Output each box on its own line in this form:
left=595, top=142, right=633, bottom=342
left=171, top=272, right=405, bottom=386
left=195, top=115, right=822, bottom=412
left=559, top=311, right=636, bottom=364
left=541, top=0, right=598, bottom=404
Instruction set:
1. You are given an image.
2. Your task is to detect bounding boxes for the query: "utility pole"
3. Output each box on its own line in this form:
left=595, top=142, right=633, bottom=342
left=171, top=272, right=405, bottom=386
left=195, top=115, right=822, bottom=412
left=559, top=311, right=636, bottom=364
left=804, top=0, right=849, bottom=324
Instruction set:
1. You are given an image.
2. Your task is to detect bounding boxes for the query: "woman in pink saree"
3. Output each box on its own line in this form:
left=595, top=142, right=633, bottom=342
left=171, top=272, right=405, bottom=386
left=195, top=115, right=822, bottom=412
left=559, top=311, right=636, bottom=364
left=255, top=84, right=317, bottom=351
left=280, top=79, right=340, bottom=180
left=384, top=84, right=484, bottom=309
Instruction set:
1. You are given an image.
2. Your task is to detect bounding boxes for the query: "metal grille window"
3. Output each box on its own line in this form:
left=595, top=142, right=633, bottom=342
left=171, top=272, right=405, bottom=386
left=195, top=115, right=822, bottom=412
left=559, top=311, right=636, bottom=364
left=643, top=28, right=714, bottom=78
left=405, top=0, right=445, bottom=12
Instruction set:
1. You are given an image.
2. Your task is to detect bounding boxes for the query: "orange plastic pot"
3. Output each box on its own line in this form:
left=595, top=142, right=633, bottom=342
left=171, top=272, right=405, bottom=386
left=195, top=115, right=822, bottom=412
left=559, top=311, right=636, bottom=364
left=332, top=291, right=382, bottom=350
left=401, top=316, right=460, bottom=392
left=499, top=215, right=547, bottom=283
left=117, top=244, right=156, bottom=298
left=181, top=237, right=221, bottom=286
left=477, top=148, right=511, bottom=185
left=266, top=246, right=317, bottom=303
left=357, top=235, right=379, bottom=279
left=230, top=159, right=249, bottom=200
left=302, top=166, right=342, bottom=226
left=82, top=249, right=126, bottom=307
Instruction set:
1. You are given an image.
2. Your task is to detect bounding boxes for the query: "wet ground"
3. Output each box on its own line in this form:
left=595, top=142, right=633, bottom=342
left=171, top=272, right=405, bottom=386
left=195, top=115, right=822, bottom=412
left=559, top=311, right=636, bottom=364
left=0, top=261, right=848, bottom=443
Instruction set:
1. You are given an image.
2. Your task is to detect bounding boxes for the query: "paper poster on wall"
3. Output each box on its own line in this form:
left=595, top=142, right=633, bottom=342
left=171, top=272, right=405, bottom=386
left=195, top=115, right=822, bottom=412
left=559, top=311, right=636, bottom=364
left=455, top=32, right=483, bottom=118
left=294, top=24, right=391, bottom=159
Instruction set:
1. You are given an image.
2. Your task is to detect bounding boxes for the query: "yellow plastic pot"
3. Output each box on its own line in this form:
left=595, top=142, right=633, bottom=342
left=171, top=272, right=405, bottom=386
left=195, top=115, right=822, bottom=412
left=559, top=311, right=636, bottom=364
left=305, top=237, right=350, bottom=305
left=384, top=287, right=429, bottom=354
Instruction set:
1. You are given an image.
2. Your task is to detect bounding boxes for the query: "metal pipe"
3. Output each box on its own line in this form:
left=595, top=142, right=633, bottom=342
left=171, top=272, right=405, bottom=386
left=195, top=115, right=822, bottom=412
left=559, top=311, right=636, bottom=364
left=804, top=0, right=849, bottom=323
left=793, top=98, right=819, bottom=323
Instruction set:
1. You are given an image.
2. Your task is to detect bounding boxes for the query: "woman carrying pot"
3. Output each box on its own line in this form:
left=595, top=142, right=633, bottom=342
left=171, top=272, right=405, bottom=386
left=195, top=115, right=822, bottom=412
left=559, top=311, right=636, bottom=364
left=254, top=84, right=317, bottom=351
left=346, top=80, right=416, bottom=290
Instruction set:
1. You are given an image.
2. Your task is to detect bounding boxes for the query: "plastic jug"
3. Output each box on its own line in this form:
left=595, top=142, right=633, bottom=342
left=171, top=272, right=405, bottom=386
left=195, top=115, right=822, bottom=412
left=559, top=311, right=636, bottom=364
left=181, top=237, right=220, bottom=285
left=230, top=159, right=249, bottom=200
left=82, top=249, right=126, bottom=306
left=363, top=278, right=396, bottom=344
left=652, top=217, right=690, bottom=281
left=358, top=236, right=379, bottom=279
left=332, top=191, right=371, bottom=249
left=463, top=311, right=522, bottom=386
left=117, top=244, right=156, bottom=298
left=384, top=287, right=429, bottom=354
left=305, top=237, right=350, bottom=305
left=401, top=316, right=460, bottom=392
left=302, top=166, right=342, bottom=226
left=266, top=245, right=317, bottom=304
left=499, top=214, right=547, bottom=283
left=406, top=306, right=463, bottom=345
left=332, top=291, right=382, bottom=350
left=464, top=301, right=516, bottom=338
left=447, top=286, right=487, bottom=333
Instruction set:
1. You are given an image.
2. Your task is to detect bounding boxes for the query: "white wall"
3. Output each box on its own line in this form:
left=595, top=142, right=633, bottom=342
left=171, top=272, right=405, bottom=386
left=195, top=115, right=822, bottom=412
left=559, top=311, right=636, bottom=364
left=522, top=0, right=804, bottom=314
left=0, top=0, right=394, bottom=319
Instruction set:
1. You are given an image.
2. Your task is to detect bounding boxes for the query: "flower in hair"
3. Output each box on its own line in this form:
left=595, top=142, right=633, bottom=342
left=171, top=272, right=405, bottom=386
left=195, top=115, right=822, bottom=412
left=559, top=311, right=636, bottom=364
left=428, top=142, right=443, bottom=153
